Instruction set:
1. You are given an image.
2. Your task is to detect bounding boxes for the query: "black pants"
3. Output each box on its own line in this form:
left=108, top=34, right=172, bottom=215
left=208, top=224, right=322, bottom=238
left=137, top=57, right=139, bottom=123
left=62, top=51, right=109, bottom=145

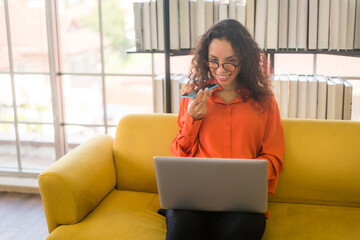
left=160, top=209, right=266, bottom=240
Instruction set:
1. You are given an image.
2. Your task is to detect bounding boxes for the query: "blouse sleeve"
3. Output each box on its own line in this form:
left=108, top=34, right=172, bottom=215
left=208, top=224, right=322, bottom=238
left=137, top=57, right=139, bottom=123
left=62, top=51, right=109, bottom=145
left=170, top=98, right=203, bottom=157
left=256, top=97, right=285, bottom=189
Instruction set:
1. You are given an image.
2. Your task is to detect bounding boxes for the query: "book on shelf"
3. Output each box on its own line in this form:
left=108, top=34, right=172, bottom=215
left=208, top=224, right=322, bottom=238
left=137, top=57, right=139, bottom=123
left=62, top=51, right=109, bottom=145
left=279, top=75, right=289, bottom=118
left=346, top=0, right=357, bottom=50
left=171, top=74, right=188, bottom=114
left=318, top=0, right=330, bottom=50
left=288, top=0, right=298, bottom=49
left=245, top=0, right=255, bottom=37
left=297, top=75, right=308, bottom=118
left=197, top=0, right=206, bottom=40
left=315, top=75, right=328, bottom=120
left=229, top=0, right=236, bottom=19
left=288, top=74, right=298, bottom=118
left=190, top=0, right=197, bottom=48
left=133, top=2, right=143, bottom=51
left=150, top=0, right=158, bottom=50
left=219, top=3, right=228, bottom=21
left=339, top=0, right=349, bottom=50
left=205, top=0, right=214, bottom=31
left=296, top=0, right=308, bottom=50
left=308, top=0, right=318, bottom=50
left=327, top=78, right=344, bottom=120
left=255, top=0, right=267, bottom=49
left=154, top=74, right=165, bottom=113
left=271, top=75, right=280, bottom=104
left=306, top=75, right=318, bottom=119
left=266, top=0, right=279, bottom=50
left=169, top=0, right=179, bottom=50
left=142, top=2, right=151, bottom=51
left=278, top=0, right=289, bottom=49
left=329, top=0, right=340, bottom=50
left=236, top=2, right=246, bottom=26
left=342, top=79, right=353, bottom=120
left=156, top=0, right=164, bottom=51
left=179, top=0, right=190, bottom=49
left=355, top=0, right=360, bottom=49
left=213, top=0, right=220, bottom=23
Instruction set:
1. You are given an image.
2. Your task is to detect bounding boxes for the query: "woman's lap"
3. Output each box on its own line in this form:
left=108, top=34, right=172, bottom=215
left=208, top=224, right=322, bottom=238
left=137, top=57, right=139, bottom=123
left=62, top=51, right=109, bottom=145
left=163, top=209, right=266, bottom=240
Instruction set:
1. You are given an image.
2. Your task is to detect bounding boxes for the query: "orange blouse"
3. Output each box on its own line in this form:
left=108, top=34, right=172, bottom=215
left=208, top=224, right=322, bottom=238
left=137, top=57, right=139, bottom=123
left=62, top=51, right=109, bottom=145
left=170, top=81, right=285, bottom=217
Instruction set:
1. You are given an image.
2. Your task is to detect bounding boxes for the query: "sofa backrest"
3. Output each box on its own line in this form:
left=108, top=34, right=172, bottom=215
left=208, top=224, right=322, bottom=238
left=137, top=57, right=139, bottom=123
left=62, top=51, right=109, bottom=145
left=114, top=114, right=178, bottom=193
left=270, top=119, right=360, bottom=207
left=114, top=114, right=360, bottom=207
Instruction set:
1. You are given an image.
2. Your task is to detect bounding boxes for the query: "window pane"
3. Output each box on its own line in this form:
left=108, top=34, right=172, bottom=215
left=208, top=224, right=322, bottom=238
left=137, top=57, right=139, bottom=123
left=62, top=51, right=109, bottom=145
left=0, top=74, right=14, bottom=121
left=65, top=125, right=105, bottom=152
left=18, top=123, right=55, bottom=171
left=57, top=0, right=101, bottom=73
left=0, top=0, right=10, bottom=72
left=274, top=54, right=314, bottom=75
left=347, top=80, right=360, bottom=121
left=8, top=0, right=49, bottom=72
left=102, top=0, right=152, bottom=74
left=62, top=75, right=104, bottom=124
left=106, top=76, right=153, bottom=126
left=316, top=55, right=360, bottom=77
left=0, top=123, right=17, bottom=169
left=15, top=74, right=53, bottom=123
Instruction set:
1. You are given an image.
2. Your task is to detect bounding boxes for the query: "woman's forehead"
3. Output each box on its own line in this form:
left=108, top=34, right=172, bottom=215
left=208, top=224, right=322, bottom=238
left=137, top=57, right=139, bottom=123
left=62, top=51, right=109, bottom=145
left=208, top=39, right=237, bottom=59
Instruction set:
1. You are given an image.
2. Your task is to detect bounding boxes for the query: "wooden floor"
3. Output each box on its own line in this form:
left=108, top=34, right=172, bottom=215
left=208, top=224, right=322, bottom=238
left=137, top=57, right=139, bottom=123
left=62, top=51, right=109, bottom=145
left=0, top=191, right=48, bottom=240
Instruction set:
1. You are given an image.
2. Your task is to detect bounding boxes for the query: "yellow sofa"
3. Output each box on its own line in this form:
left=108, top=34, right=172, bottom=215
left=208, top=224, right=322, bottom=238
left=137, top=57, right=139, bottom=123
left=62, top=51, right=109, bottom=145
left=39, top=114, right=360, bottom=240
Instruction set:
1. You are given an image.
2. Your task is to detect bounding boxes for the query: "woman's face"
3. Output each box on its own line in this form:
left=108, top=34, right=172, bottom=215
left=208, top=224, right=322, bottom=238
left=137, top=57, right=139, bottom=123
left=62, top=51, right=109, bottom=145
left=208, top=38, right=240, bottom=90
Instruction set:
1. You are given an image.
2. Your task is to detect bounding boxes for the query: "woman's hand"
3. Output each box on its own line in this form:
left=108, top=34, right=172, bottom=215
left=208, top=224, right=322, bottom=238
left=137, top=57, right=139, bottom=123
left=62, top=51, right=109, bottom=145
left=187, top=88, right=211, bottom=121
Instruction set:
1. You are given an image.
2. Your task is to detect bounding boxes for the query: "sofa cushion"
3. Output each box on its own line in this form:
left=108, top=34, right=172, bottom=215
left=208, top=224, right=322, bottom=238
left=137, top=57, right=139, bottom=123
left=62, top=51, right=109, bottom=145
left=263, top=202, right=360, bottom=239
left=270, top=119, right=360, bottom=207
left=114, top=114, right=178, bottom=193
left=46, top=190, right=166, bottom=240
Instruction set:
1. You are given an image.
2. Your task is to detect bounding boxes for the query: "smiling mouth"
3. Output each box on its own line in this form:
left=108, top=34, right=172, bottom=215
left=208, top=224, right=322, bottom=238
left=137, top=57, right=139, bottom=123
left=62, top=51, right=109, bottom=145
left=217, top=74, right=231, bottom=81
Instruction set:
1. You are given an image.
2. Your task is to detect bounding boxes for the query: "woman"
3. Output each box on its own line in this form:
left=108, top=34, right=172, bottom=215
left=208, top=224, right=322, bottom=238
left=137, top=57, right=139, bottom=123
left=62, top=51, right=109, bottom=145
left=163, top=19, right=284, bottom=240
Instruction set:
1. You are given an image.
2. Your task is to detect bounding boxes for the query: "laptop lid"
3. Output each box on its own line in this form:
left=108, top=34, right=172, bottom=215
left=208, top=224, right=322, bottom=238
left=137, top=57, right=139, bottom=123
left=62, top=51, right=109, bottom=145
left=154, top=156, right=268, bottom=213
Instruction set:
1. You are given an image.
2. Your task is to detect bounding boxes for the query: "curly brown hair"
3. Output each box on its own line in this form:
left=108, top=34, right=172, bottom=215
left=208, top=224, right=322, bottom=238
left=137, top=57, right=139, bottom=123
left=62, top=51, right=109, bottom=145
left=188, top=19, right=273, bottom=111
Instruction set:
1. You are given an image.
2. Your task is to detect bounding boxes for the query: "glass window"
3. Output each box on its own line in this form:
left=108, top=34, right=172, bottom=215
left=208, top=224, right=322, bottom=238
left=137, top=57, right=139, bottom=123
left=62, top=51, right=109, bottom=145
left=65, top=125, right=105, bottom=152
left=57, top=0, right=101, bottom=73
left=8, top=0, right=49, bottom=72
left=0, top=74, right=14, bottom=121
left=14, top=74, right=53, bottom=123
left=18, top=123, right=56, bottom=171
left=0, top=0, right=10, bottom=72
left=274, top=54, right=314, bottom=75
left=316, top=55, right=360, bottom=77
left=101, top=0, right=152, bottom=74
left=105, top=76, right=153, bottom=126
left=62, top=75, right=104, bottom=125
left=0, top=123, right=17, bottom=169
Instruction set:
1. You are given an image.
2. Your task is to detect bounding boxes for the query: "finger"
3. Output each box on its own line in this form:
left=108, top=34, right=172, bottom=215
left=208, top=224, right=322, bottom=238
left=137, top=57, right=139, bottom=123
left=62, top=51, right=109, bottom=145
left=201, top=88, right=210, bottom=102
left=194, top=89, right=203, bottom=104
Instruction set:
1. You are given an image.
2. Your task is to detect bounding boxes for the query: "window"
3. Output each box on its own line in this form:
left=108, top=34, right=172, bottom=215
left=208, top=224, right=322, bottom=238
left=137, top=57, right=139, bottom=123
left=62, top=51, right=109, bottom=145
left=0, top=0, right=154, bottom=174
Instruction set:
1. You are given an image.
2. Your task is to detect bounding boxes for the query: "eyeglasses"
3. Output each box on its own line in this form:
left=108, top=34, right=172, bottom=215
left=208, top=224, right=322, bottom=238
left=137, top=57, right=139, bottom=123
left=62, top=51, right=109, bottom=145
left=208, top=61, right=239, bottom=72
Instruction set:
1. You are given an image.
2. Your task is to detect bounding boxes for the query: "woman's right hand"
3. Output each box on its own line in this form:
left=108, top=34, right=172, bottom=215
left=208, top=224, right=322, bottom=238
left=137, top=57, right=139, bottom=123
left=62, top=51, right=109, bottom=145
left=187, top=88, right=211, bottom=121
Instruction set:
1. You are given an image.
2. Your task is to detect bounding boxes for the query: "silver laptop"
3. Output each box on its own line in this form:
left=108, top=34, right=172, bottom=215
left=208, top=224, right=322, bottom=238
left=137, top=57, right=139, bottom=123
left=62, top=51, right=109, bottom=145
left=154, top=156, right=268, bottom=213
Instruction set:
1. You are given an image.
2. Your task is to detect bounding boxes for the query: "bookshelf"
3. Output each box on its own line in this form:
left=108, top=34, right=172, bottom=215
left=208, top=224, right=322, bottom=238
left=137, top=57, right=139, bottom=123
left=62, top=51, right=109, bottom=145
left=129, top=0, right=360, bottom=114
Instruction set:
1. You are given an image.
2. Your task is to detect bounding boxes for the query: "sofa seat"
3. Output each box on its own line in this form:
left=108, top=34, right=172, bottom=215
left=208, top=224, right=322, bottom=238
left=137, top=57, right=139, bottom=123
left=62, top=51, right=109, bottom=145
left=264, top=202, right=360, bottom=239
left=39, top=114, right=360, bottom=239
left=47, top=190, right=166, bottom=240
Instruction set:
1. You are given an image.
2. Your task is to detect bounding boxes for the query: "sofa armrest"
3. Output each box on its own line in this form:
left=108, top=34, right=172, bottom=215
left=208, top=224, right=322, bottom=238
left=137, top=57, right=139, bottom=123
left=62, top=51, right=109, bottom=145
left=38, top=135, right=116, bottom=233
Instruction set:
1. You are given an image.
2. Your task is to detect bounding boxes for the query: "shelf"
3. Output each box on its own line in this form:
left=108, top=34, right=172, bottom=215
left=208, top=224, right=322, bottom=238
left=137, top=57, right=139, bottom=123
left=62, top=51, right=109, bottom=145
left=265, top=49, right=360, bottom=57
left=127, top=47, right=360, bottom=58
left=126, top=47, right=193, bottom=56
